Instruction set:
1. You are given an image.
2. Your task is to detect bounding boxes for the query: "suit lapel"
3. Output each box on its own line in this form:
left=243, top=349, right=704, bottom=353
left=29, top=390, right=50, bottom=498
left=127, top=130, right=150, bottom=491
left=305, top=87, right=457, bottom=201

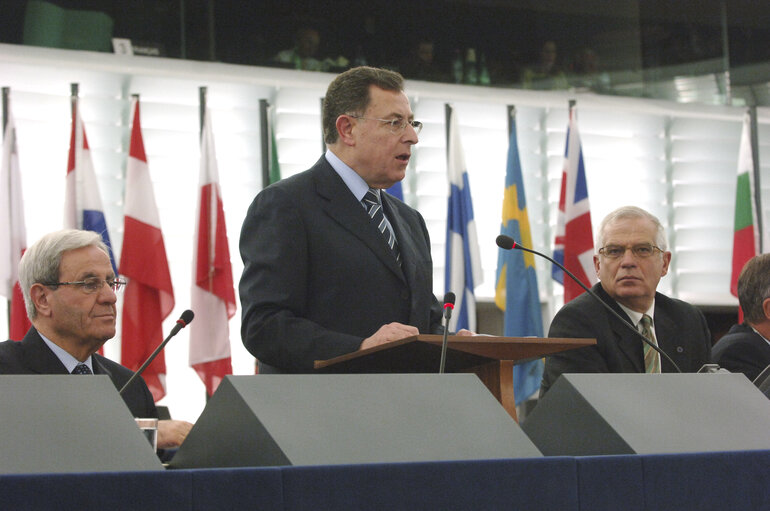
left=597, top=285, right=645, bottom=372
left=314, top=161, right=405, bottom=281
left=20, top=329, right=69, bottom=375
left=652, top=297, right=685, bottom=372
left=91, top=355, right=113, bottom=379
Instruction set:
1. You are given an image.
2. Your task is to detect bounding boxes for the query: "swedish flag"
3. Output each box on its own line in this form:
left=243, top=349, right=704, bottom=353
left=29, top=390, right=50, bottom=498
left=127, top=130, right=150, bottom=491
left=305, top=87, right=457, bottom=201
left=495, top=112, right=544, bottom=404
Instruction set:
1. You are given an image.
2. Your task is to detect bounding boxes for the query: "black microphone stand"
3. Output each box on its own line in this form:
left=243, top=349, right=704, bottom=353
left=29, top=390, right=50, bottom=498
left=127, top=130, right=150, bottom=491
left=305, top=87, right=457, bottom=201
left=438, top=299, right=454, bottom=374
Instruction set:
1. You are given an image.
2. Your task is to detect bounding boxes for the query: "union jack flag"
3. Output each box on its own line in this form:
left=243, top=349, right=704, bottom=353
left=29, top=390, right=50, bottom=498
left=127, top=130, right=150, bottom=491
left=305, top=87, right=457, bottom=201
left=552, top=104, right=596, bottom=302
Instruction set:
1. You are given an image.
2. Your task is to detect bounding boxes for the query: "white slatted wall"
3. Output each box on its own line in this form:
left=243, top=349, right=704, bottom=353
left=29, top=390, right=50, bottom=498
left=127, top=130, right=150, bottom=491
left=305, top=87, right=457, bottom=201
left=1, top=43, right=768, bottom=421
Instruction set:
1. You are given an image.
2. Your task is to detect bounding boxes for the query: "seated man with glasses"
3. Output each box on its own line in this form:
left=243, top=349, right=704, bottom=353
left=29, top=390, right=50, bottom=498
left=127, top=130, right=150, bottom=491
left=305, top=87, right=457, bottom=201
left=0, top=229, right=192, bottom=449
left=540, top=206, right=712, bottom=396
left=239, top=66, right=457, bottom=374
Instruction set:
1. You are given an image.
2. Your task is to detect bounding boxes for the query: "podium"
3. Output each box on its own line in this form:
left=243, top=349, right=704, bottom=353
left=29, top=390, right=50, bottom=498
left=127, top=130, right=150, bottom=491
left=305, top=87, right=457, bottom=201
left=314, top=334, right=595, bottom=421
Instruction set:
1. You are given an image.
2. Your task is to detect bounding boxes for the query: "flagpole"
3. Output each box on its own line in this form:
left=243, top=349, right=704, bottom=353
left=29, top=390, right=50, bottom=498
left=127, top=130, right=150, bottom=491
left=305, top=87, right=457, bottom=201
left=444, top=103, right=451, bottom=159
left=749, top=105, right=763, bottom=252
left=199, top=86, right=207, bottom=134
left=259, top=98, right=270, bottom=188
left=2, top=86, right=9, bottom=334
left=2, top=87, right=8, bottom=133
left=319, top=97, right=325, bottom=152
left=199, top=87, right=215, bottom=295
left=197, top=85, right=215, bottom=398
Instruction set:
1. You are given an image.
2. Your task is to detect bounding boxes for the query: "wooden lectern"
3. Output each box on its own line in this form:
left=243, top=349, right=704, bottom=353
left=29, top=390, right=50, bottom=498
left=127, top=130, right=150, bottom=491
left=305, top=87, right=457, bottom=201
left=314, top=335, right=595, bottom=422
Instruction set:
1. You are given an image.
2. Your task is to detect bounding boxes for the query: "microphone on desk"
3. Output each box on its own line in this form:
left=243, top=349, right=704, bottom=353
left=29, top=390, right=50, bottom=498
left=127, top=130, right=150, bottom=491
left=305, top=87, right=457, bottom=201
left=438, top=292, right=455, bottom=374
left=120, top=309, right=195, bottom=395
left=495, top=234, right=682, bottom=373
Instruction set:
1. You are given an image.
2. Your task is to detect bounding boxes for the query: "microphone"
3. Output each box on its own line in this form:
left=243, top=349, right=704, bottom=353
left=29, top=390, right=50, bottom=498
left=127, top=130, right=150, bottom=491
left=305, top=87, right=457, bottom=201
left=119, top=309, right=195, bottom=395
left=495, top=234, right=682, bottom=373
left=438, top=292, right=455, bottom=374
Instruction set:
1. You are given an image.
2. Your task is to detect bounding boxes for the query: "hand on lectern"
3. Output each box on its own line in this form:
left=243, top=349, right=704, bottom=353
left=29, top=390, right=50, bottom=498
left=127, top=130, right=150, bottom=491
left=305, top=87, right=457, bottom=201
left=157, top=419, right=194, bottom=449
left=359, top=322, right=419, bottom=351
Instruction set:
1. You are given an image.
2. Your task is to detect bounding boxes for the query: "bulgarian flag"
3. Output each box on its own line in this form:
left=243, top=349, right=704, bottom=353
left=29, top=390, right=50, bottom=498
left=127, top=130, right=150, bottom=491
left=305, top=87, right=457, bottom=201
left=730, top=111, right=759, bottom=322
left=730, top=110, right=759, bottom=304
left=120, top=97, right=175, bottom=401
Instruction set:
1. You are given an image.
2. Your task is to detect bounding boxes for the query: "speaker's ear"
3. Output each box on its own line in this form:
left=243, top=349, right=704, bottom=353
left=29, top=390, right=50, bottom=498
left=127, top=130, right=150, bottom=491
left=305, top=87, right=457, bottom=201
left=522, top=373, right=770, bottom=456
left=169, top=374, right=541, bottom=469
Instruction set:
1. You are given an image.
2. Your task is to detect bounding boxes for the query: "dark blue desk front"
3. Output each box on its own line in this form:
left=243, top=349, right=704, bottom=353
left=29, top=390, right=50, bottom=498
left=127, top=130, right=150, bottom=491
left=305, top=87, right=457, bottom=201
left=1, top=450, right=768, bottom=510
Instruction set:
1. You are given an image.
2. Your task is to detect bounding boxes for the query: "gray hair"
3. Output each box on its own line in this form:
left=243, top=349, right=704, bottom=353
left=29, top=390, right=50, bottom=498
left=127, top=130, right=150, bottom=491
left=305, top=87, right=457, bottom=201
left=19, top=229, right=109, bottom=319
left=596, top=206, right=667, bottom=251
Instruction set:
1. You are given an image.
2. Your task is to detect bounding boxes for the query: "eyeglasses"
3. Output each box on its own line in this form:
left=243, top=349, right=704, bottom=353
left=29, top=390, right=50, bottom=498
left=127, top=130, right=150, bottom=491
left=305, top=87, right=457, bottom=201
left=349, top=115, right=423, bottom=134
left=44, top=277, right=127, bottom=294
left=598, top=244, right=663, bottom=259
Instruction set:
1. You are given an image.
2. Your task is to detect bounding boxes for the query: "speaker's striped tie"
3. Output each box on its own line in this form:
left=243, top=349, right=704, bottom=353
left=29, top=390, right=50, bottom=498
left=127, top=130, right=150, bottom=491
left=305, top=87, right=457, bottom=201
left=363, top=188, right=401, bottom=266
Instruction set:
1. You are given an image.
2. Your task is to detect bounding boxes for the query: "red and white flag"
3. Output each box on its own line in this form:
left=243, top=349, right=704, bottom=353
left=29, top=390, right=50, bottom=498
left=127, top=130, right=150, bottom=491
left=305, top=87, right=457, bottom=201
left=552, top=103, right=596, bottom=303
left=190, top=108, right=234, bottom=396
left=0, top=96, right=30, bottom=340
left=120, top=98, right=175, bottom=401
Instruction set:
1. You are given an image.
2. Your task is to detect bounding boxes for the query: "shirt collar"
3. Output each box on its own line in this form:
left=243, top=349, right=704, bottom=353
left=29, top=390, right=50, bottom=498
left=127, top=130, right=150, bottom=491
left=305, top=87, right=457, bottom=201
left=750, top=325, right=770, bottom=347
left=39, top=332, right=93, bottom=374
left=617, top=300, right=656, bottom=329
left=325, top=149, right=370, bottom=202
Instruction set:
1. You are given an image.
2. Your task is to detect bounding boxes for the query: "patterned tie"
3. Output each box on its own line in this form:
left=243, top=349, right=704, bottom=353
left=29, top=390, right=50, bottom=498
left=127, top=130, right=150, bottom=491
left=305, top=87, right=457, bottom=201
left=362, top=188, right=401, bottom=266
left=639, top=314, right=661, bottom=374
left=72, top=363, right=92, bottom=375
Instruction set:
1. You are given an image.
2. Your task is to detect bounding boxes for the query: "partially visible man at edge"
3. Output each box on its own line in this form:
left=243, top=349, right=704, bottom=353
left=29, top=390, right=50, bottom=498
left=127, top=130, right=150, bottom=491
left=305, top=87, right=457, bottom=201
left=540, top=206, right=712, bottom=395
left=0, top=229, right=191, bottom=449
left=239, top=66, right=471, bottom=374
left=712, top=253, right=770, bottom=381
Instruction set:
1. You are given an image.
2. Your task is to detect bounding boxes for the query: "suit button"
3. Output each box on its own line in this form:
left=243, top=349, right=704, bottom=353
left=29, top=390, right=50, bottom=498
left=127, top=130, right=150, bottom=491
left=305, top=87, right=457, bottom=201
left=400, top=291, right=409, bottom=300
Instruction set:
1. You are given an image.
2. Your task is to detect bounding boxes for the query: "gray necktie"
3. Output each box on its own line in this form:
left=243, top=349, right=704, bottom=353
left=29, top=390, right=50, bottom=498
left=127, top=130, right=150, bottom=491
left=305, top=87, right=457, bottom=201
left=362, top=188, right=401, bottom=266
left=72, top=363, right=92, bottom=375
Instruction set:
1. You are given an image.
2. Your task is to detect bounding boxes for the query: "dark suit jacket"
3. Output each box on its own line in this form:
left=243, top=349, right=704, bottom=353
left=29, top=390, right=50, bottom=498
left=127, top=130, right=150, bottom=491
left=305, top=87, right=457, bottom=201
left=541, top=283, right=712, bottom=395
left=712, top=323, right=770, bottom=382
left=239, top=156, right=443, bottom=372
left=0, top=328, right=158, bottom=418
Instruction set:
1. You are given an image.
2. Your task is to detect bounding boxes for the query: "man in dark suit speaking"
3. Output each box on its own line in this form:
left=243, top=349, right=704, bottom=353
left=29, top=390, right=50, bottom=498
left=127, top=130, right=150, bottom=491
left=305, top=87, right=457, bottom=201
left=239, top=66, right=449, bottom=373
left=0, top=229, right=191, bottom=449
left=540, top=206, right=712, bottom=395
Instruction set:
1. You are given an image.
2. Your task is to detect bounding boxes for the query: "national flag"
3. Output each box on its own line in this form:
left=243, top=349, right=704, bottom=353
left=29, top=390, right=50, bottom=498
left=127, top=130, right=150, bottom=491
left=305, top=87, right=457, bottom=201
left=190, top=108, right=235, bottom=396
left=552, top=104, right=596, bottom=302
left=730, top=110, right=759, bottom=313
left=64, top=93, right=117, bottom=274
left=120, top=97, right=175, bottom=401
left=445, top=107, right=482, bottom=332
left=495, top=112, right=544, bottom=404
left=0, top=94, right=30, bottom=340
